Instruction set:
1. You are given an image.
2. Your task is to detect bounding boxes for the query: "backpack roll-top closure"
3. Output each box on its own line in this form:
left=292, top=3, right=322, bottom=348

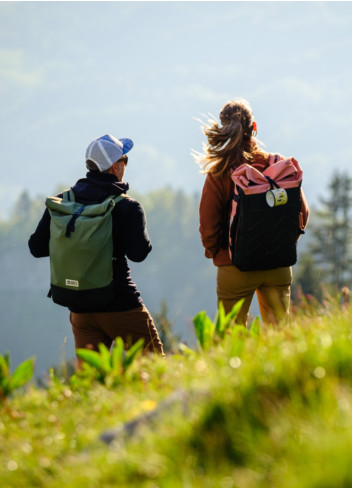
left=230, top=158, right=303, bottom=194
left=45, top=194, right=119, bottom=216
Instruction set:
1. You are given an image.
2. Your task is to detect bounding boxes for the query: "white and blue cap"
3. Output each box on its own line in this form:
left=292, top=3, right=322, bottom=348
left=85, top=134, right=134, bottom=171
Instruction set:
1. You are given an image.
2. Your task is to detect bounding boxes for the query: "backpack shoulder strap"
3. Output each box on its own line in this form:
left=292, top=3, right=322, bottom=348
left=62, top=189, right=75, bottom=201
left=269, top=154, right=279, bottom=166
left=112, top=193, right=127, bottom=205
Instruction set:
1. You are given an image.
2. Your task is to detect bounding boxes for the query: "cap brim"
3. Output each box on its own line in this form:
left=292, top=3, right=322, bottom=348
left=120, top=138, right=134, bottom=155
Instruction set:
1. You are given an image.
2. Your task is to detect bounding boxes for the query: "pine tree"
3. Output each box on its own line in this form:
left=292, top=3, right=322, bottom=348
left=292, top=252, right=321, bottom=299
left=308, top=171, right=352, bottom=288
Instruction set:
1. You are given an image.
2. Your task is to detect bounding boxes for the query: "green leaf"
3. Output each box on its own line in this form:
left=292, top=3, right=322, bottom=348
left=178, top=343, right=196, bottom=357
left=0, top=355, right=9, bottom=381
left=193, top=311, right=215, bottom=350
left=9, top=358, right=34, bottom=391
left=193, top=311, right=206, bottom=347
left=215, top=301, right=226, bottom=338
left=4, top=351, right=10, bottom=368
left=0, top=376, right=9, bottom=397
left=76, top=349, right=103, bottom=370
left=122, top=338, right=144, bottom=371
left=250, top=316, right=261, bottom=336
left=231, top=324, right=248, bottom=338
left=98, top=343, right=112, bottom=374
left=111, top=338, right=124, bottom=371
left=224, top=298, right=245, bottom=325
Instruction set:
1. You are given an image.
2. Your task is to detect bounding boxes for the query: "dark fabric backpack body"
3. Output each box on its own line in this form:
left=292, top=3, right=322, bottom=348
left=228, top=155, right=304, bottom=272
left=230, top=185, right=302, bottom=271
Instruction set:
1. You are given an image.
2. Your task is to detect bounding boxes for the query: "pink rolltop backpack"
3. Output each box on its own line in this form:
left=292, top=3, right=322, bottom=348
left=228, top=155, right=304, bottom=271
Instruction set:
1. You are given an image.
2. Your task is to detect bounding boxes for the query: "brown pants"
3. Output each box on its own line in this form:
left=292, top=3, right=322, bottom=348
left=217, top=265, right=292, bottom=326
left=70, top=305, right=164, bottom=355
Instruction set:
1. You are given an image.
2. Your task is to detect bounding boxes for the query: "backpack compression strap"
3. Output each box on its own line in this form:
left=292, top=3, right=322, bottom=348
left=62, top=191, right=126, bottom=238
left=60, top=189, right=84, bottom=238
left=269, top=154, right=279, bottom=166
left=65, top=205, right=85, bottom=237
left=62, top=189, right=75, bottom=201
left=264, top=176, right=280, bottom=190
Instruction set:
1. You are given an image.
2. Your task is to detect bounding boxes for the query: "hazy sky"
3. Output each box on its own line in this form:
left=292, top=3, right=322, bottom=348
left=1, top=1, right=352, bottom=217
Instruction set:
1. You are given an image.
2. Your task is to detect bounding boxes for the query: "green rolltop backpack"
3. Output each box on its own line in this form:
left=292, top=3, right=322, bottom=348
left=45, top=189, right=126, bottom=309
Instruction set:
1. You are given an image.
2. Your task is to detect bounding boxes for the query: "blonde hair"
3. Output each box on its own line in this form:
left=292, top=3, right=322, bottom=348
left=194, top=98, right=267, bottom=178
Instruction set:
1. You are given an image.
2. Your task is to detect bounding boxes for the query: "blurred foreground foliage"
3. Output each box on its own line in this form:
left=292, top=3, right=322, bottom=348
left=2, top=295, right=352, bottom=487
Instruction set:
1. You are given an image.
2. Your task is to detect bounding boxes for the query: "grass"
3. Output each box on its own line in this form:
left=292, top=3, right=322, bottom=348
left=1, top=297, right=352, bottom=487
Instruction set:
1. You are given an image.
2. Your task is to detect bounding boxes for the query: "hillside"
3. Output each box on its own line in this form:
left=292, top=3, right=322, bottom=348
left=1, top=297, right=352, bottom=488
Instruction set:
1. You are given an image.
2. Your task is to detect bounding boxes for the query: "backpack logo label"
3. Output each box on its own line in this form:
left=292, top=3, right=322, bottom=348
left=66, top=279, right=79, bottom=288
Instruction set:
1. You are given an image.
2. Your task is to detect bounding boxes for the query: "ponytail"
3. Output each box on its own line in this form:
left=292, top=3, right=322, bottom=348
left=194, top=98, right=266, bottom=178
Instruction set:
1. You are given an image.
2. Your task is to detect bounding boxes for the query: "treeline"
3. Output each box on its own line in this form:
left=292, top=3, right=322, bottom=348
left=292, top=170, right=352, bottom=301
left=1, top=174, right=351, bottom=376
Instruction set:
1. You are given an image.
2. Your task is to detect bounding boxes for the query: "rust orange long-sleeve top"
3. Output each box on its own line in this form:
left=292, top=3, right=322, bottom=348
left=199, top=154, right=310, bottom=267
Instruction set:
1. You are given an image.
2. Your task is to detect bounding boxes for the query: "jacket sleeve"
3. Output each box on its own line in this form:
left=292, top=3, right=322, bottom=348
left=119, top=199, right=152, bottom=262
left=199, top=174, right=230, bottom=259
left=299, top=188, right=310, bottom=233
left=28, top=208, right=51, bottom=258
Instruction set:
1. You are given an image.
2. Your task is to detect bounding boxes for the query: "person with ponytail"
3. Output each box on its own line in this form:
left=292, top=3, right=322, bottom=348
left=195, top=98, right=309, bottom=326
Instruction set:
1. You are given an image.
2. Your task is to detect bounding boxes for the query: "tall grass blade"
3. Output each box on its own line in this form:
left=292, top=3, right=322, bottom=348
left=215, top=302, right=226, bottom=338
left=76, top=349, right=103, bottom=370
left=178, top=343, right=196, bottom=357
left=0, top=354, right=9, bottom=379
left=250, top=316, right=261, bottom=336
left=98, top=343, right=112, bottom=373
left=9, top=358, right=35, bottom=391
left=4, top=352, right=10, bottom=368
left=122, top=338, right=144, bottom=371
left=193, top=312, right=215, bottom=350
left=224, top=299, right=245, bottom=325
left=111, top=338, right=124, bottom=371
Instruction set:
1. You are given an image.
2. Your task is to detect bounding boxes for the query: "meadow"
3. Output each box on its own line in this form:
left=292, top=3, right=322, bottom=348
left=1, top=295, right=352, bottom=488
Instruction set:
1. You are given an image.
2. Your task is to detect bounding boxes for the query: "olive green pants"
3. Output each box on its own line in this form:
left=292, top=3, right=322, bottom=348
left=217, top=265, right=292, bottom=326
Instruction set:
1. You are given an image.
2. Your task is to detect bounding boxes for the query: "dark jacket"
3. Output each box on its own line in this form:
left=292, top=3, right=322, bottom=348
left=28, top=172, right=152, bottom=313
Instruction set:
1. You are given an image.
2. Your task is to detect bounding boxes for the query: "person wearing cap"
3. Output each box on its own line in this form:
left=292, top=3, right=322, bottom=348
left=28, top=134, right=164, bottom=359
